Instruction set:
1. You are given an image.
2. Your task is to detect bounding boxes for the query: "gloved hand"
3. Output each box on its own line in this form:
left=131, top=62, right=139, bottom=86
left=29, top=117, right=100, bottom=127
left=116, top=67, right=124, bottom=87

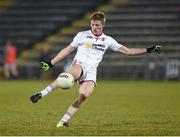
left=147, top=45, right=162, bottom=54
left=41, top=61, right=53, bottom=71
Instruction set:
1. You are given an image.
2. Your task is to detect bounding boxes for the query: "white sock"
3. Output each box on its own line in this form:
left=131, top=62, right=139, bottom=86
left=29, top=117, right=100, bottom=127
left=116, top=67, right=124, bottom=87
left=40, top=86, right=53, bottom=97
left=61, top=113, right=72, bottom=123
left=60, top=106, right=78, bottom=123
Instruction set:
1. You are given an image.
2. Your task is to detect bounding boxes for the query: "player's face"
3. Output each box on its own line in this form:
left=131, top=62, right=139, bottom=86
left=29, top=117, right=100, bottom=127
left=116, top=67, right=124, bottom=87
left=90, top=20, right=104, bottom=36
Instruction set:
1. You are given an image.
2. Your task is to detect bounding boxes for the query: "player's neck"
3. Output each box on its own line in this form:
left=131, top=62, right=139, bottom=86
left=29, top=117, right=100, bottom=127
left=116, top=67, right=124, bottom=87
left=91, top=30, right=103, bottom=37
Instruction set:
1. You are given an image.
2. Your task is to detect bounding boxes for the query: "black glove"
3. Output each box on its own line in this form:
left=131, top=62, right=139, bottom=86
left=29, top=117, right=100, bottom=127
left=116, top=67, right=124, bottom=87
left=41, top=61, right=53, bottom=71
left=147, top=45, right=162, bottom=54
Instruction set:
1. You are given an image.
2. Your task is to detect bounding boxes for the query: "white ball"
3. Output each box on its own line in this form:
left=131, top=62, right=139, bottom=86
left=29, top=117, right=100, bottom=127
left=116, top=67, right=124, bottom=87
left=57, top=72, right=74, bottom=89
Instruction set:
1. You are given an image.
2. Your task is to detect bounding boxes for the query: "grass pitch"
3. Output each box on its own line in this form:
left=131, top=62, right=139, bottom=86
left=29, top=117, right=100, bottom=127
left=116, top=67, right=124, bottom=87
left=0, top=80, right=180, bottom=135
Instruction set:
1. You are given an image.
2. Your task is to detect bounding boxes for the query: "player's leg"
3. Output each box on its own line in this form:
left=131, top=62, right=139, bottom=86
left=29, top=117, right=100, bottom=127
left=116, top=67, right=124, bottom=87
left=30, top=79, right=58, bottom=103
left=40, top=64, right=82, bottom=97
left=57, top=80, right=95, bottom=127
left=11, top=63, right=18, bottom=78
left=30, top=64, right=83, bottom=103
left=4, top=64, right=10, bottom=79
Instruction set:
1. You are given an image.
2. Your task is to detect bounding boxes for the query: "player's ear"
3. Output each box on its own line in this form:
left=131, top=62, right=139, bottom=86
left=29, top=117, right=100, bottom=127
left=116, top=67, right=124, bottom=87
left=102, top=21, right=105, bottom=28
left=103, top=23, right=105, bottom=28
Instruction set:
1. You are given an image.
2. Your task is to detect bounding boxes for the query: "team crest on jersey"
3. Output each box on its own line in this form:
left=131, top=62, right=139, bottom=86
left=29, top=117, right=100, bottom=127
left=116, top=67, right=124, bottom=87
left=101, top=37, right=105, bottom=41
left=85, top=42, right=93, bottom=48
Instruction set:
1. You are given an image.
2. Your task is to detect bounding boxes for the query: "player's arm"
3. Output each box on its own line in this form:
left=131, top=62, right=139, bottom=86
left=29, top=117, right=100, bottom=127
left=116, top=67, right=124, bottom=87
left=41, top=44, right=76, bottom=71
left=118, top=46, right=146, bottom=55
left=118, top=45, right=161, bottom=56
left=51, top=44, right=75, bottom=65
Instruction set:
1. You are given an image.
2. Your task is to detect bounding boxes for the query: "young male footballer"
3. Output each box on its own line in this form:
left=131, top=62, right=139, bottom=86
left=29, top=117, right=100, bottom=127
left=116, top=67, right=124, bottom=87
left=30, top=11, right=161, bottom=127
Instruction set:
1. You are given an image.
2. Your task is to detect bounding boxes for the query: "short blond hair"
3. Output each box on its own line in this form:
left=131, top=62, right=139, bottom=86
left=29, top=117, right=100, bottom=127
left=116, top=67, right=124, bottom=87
left=90, top=11, right=106, bottom=24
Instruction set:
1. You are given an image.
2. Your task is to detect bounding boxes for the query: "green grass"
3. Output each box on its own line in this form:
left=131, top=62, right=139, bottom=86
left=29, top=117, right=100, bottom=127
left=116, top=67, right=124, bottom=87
left=0, top=80, right=180, bottom=135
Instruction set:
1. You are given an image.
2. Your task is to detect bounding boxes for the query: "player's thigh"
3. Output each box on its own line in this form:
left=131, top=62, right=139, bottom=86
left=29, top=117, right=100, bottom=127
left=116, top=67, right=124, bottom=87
left=79, top=81, right=95, bottom=97
left=69, top=64, right=83, bottom=80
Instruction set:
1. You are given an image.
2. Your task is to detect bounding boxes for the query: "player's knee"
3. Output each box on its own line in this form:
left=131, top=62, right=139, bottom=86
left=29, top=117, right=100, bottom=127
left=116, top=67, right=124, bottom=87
left=77, top=93, right=87, bottom=105
left=72, top=94, right=87, bottom=108
left=80, top=89, right=93, bottom=97
left=79, top=93, right=87, bottom=102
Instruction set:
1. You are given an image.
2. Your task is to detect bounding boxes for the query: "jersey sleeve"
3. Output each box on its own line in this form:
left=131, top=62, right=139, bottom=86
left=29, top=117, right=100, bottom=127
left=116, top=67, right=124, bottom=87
left=70, top=32, right=82, bottom=47
left=109, top=37, right=123, bottom=51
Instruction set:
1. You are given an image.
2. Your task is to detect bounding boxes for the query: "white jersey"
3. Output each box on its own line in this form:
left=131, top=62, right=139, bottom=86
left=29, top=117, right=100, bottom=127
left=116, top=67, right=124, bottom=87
left=70, top=30, right=123, bottom=68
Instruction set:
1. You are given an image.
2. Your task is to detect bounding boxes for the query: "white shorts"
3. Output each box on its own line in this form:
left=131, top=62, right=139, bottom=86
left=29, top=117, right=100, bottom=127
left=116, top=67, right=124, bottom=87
left=73, top=59, right=97, bottom=85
